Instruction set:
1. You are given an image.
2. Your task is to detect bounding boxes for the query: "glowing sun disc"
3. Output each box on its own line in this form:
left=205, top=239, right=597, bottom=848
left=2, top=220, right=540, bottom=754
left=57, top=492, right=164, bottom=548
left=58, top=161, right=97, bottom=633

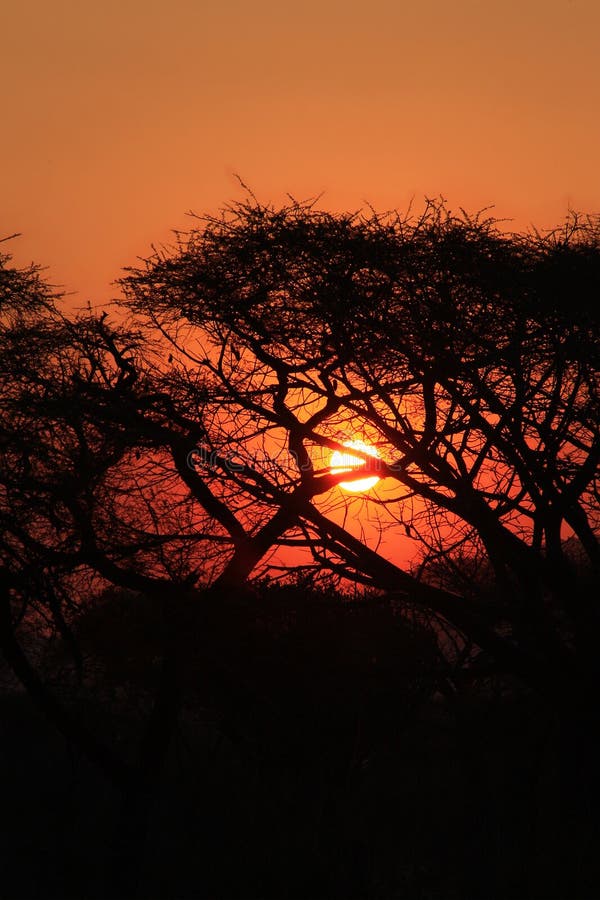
left=330, top=440, right=381, bottom=493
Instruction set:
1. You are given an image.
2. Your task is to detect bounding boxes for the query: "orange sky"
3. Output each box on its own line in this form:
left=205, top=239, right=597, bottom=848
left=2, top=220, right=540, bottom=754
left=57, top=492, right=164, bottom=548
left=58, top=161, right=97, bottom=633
left=2, top=0, right=600, bottom=306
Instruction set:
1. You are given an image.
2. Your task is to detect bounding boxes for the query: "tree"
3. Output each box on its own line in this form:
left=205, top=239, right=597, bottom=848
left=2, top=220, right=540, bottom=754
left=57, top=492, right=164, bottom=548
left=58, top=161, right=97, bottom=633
left=116, top=196, right=599, bottom=703
left=1, top=198, right=599, bottom=895
left=117, top=197, right=600, bottom=897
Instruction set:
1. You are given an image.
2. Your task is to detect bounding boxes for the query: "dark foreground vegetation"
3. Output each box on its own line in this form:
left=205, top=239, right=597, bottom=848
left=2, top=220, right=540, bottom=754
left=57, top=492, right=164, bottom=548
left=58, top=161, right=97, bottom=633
left=3, top=579, right=598, bottom=900
left=1, top=197, right=599, bottom=897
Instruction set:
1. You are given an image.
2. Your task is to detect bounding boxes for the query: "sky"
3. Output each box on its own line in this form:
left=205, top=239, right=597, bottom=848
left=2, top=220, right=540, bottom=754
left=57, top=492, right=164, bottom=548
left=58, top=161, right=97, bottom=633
left=2, top=0, right=600, bottom=306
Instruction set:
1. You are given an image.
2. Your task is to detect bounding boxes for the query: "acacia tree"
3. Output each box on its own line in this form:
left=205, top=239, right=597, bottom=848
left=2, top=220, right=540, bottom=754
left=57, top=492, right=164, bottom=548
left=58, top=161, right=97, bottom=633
left=3, top=198, right=599, bottom=728
left=2, top=201, right=599, bottom=894
left=117, top=196, right=599, bottom=703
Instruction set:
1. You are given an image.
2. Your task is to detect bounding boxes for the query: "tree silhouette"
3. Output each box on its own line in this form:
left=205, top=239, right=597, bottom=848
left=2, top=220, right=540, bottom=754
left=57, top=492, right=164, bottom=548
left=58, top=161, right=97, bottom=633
left=1, top=198, right=599, bottom=897
left=117, top=197, right=599, bottom=701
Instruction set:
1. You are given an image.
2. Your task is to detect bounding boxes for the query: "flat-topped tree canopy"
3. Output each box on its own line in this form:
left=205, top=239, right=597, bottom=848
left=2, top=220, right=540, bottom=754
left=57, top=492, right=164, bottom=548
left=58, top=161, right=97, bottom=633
left=1, top=199, right=599, bottom=707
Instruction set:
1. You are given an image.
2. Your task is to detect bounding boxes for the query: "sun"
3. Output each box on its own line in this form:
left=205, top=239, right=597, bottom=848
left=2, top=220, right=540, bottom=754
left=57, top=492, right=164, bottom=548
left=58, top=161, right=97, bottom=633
left=330, top=439, right=381, bottom=493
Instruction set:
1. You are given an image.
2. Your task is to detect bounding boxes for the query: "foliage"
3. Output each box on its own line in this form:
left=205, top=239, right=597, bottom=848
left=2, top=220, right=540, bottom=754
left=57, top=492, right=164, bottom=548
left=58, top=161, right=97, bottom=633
left=120, top=197, right=599, bottom=692
left=1, top=199, right=599, bottom=897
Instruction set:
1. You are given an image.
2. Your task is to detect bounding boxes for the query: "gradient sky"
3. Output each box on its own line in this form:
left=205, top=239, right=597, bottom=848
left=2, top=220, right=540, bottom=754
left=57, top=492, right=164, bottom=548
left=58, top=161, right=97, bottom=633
left=2, top=0, right=599, bottom=305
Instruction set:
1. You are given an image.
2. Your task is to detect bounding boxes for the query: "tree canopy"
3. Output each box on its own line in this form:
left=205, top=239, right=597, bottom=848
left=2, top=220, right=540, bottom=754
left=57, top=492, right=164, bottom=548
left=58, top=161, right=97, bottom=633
left=1, top=197, right=599, bottom=712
